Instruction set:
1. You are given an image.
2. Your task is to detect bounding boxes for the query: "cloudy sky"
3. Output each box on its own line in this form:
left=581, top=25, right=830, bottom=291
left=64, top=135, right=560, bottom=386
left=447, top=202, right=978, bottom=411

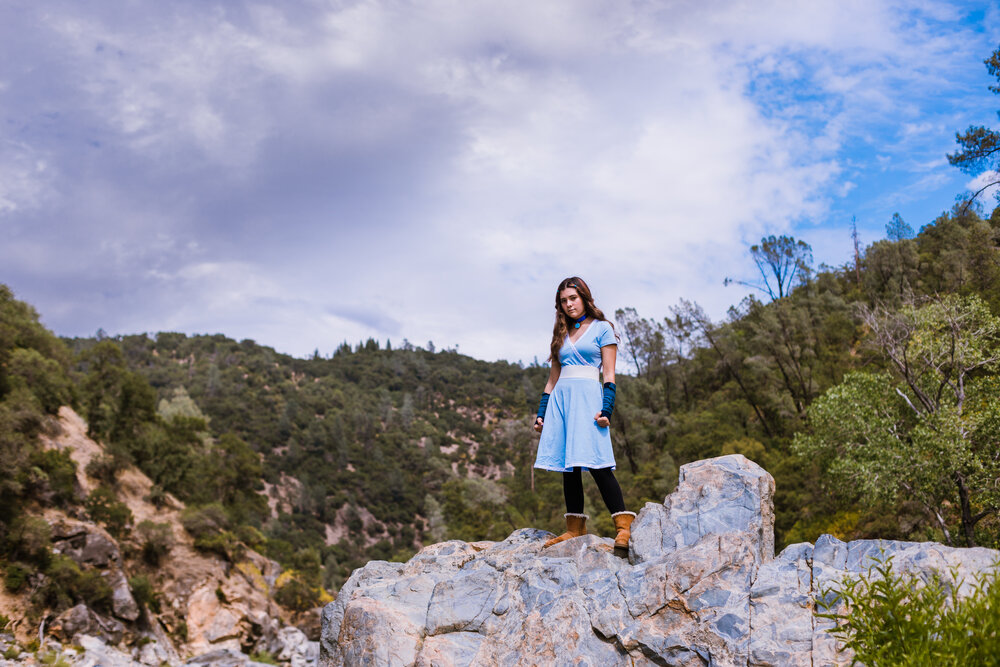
left=2, top=0, right=999, bottom=364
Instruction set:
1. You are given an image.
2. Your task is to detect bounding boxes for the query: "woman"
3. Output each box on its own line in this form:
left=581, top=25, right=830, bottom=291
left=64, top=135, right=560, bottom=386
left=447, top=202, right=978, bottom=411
left=533, top=277, right=635, bottom=557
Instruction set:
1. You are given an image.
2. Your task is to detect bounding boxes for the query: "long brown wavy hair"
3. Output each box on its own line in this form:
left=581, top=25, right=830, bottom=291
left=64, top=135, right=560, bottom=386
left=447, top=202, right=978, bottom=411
left=548, top=276, right=619, bottom=363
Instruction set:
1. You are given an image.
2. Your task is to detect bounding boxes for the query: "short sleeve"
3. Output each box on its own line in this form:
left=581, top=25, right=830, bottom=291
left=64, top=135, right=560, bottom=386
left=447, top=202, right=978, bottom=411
left=597, top=321, right=617, bottom=347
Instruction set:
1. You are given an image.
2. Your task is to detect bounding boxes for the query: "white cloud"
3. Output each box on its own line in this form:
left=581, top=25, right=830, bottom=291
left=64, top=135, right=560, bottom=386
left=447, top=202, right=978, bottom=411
left=967, top=171, right=1000, bottom=199
left=0, top=0, right=995, bottom=363
left=0, top=141, right=53, bottom=214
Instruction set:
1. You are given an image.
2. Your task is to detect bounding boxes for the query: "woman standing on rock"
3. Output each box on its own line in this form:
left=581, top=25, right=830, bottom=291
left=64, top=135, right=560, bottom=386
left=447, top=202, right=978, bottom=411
left=533, top=276, right=635, bottom=557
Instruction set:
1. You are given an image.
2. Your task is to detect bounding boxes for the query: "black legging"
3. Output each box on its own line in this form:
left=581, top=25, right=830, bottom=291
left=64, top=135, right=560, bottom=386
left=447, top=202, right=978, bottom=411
left=563, top=466, right=625, bottom=514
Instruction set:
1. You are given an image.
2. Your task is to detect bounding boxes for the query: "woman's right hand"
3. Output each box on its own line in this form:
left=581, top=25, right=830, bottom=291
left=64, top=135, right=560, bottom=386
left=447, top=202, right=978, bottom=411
left=533, top=417, right=544, bottom=433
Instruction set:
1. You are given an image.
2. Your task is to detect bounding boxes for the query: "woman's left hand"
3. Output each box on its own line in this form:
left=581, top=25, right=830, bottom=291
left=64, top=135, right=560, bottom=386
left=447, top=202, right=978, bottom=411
left=594, top=413, right=610, bottom=428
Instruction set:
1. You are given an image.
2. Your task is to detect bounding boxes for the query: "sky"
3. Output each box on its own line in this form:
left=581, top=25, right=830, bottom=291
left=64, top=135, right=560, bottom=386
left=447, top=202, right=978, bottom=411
left=2, top=0, right=999, bottom=365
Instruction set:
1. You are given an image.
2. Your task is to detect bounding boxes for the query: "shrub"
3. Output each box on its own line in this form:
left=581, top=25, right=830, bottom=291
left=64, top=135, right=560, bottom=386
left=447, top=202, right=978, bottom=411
left=6, top=348, right=72, bottom=415
left=250, top=651, right=279, bottom=665
left=135, top=520, right=173, bottom=565
left=818, top=553, right=1000, bottom=665
left=145, top=484, right=168, bottom=508
left=3, top=562, right=33, bottom=593
left=85, top=487, right=133, bottom=539
left=35, top=554, right=112, bottom=613
left=273, top=575, right=321, bottom=612
left=180, top=504, right=229, bottom=539
left=128, top=574, right=159, bottom=613
left=234, top=524, right=265, bottom=550
left=4, top=515, right=52, bottom=564
left=193, top=531, right=243, bottom=562
left=84, top=453, right=125, bottom=486
left=24, top=449, right=77, bottom=505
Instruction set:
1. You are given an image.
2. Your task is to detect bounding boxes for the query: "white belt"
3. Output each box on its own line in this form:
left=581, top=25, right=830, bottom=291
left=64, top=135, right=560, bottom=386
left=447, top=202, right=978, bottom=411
left=559, top=365, right=599, bottom=381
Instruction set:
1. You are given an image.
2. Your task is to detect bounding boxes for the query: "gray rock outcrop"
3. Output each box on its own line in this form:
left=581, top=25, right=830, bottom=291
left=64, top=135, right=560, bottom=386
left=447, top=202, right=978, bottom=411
left=49, top=518, right=141, bottom=623
left=320, top=454, right=1000, bottom=666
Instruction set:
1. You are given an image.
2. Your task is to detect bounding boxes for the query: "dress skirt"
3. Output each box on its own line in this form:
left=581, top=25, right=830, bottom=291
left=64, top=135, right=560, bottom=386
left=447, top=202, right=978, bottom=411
left=534, top=369, right=616, bottom=472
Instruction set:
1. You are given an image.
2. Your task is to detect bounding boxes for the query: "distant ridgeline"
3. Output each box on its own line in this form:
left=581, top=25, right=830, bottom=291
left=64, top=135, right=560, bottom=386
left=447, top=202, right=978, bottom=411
left=3, top=203, right=1000, bottom=621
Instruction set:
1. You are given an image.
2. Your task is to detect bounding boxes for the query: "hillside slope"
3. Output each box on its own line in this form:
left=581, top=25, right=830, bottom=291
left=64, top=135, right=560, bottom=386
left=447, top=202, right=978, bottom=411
left=1, top=406, right=315, bottom=663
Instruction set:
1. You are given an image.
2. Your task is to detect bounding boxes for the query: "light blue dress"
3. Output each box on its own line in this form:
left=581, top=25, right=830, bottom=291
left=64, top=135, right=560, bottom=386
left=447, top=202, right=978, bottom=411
left=534, top=319, right=618, bottom=472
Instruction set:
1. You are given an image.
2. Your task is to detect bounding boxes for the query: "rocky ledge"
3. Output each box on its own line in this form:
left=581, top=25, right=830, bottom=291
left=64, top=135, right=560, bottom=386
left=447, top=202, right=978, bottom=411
left=320, top=454, right=999, bottom=666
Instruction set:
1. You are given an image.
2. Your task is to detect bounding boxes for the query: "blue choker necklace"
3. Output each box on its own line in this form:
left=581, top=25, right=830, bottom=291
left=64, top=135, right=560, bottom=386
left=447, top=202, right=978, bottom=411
left=574, top=315, right=587, bottom=329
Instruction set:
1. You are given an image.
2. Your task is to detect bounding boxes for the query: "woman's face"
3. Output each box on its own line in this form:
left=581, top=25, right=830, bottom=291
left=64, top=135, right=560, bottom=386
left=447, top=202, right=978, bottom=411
left=559, top=287, right=585, bottom=319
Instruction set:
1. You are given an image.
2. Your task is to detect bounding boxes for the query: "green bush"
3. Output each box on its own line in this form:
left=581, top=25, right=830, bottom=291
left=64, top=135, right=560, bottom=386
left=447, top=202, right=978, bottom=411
left=6, top=348, right=72, bottom=415
left=27, top=449, right=77, bottom=504
left=818, top=554, right=1000, bottom=665
left=84, top=486, right=133, bottom=539
left=128, top=574, right=159, bottom=613
left=3, top=562, right=33, bottom=593
left=180, top=503, right=229, bottom=539
left=33, top=554, right=112, bottom=613
left=84, top=453, right=125, bottom=486
left=135, top=520, right=173, bottom=565
left=193, top=531, right=243, bottom=562
left=145, top=484, right=168, bottom=508
left=234, top=524, right=266, bottom=550
left=4, top=515, right=52, bottom=564
left=273, top=576, right=321, bottom=612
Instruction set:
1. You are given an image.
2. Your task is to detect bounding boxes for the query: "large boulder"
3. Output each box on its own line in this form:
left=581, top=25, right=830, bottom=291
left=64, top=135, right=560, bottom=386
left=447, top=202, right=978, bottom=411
left=49, top=519, right=141, bottom=622
left=50, top=603, right=127, bottom=645
left=320, top=454, right=1000, bottom=666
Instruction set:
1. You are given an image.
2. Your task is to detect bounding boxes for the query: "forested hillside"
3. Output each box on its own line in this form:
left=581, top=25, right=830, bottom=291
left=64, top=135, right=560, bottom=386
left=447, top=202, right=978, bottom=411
left=614, top=204, right=1000, bottom=551
left=4, top=203, right=1000, bottom=625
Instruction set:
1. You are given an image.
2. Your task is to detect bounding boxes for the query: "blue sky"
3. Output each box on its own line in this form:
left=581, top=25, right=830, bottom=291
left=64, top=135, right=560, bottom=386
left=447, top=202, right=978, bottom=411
left=2, top=0, right=999, bottom=364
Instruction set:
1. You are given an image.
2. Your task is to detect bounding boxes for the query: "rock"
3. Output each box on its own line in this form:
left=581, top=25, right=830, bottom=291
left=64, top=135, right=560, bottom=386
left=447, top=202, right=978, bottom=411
left=292, top=607, right=323, bottom=641
left=749, top=543, right=815, bottom=666
left=80, top=532, right=122, bottom=567
left=74, top=634, right=139, bottom=667
left=105, top=567, right=141, bottom=621
left=320, top=454, right=1000, bottom=667
left=177, top=552, right=288, bottom=655
left=134, top=637, right=177, bottom=666
left=629, top=454, right=774, bottom=566
left=47, top=518, right=139, bottom=622
left=49, top=519, right=90, bottom=541
left=275, top=625, right=320, bottom=667
left=51, top=523, right=122, bottom=568
left=50, top=603, right=127, bottom=645
left=248, top=610, right=283, bottom=656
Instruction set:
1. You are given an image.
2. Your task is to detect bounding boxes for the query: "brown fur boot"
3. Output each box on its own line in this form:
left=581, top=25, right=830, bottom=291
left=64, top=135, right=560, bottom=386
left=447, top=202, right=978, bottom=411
left=612, top=511, right=636, bottom=557
left=543, top=513, right=588, bottom=548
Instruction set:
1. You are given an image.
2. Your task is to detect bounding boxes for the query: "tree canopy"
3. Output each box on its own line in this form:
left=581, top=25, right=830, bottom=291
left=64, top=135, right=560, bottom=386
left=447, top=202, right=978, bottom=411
left=948, top=45, right=1000, bottom=209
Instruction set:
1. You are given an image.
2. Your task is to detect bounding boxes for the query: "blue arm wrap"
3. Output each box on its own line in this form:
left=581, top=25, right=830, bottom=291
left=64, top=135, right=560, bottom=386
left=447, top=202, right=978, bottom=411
left=600, top=382, right=617, bottom=419
left=537, top=393, right=550, bottom=421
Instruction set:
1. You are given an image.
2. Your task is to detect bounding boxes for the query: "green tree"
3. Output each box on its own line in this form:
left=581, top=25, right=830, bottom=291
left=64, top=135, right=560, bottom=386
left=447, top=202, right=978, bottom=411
left=885, top=212, right=914, bottom=241
left=6, top=349, right=72, bottom=415
left=85, top=486, right=134, bottom=539
left=863, top=237, right=919, bottom=305
left=614, top=307, right=665, bottom=378
left=885, top=213, right=913, bottom=241
left=80, top=341, right=128, bottom=441
left=948, top=45, right=1000, bottom=209
left=794, top=295, right=1000, bottom=546
left=726, top=235, right=813, bottom=301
